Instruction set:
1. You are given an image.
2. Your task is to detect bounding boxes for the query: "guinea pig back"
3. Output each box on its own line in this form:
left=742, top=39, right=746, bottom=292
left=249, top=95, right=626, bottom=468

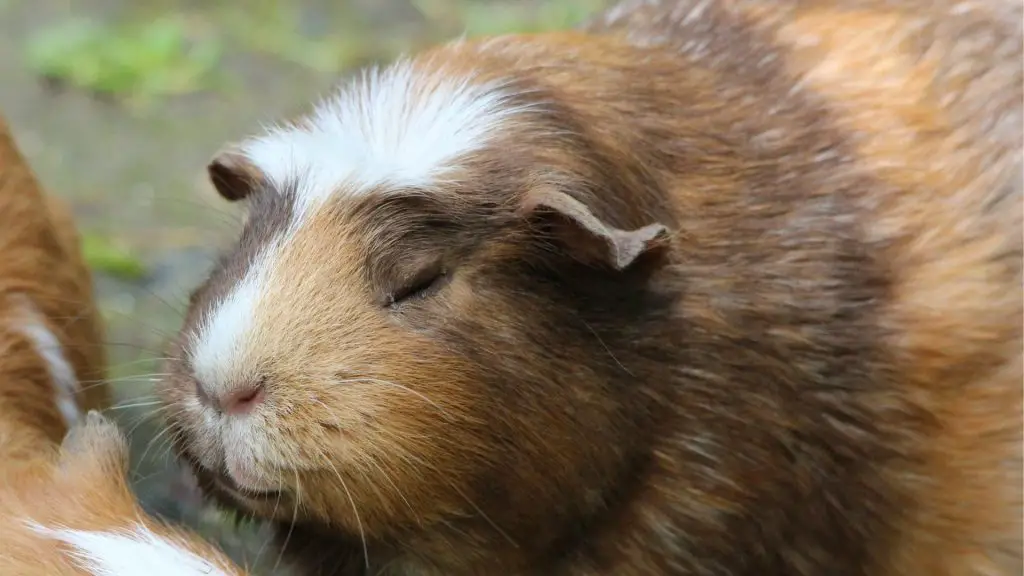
left=158, top=0, right=1022, bottom=574
left=0, top=115, right=108, bottom=466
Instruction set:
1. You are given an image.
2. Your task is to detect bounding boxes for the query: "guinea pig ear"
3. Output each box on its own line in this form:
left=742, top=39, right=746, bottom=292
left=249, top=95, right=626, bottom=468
left=207, top=143, right=262, bottom=202
left=521, top=187, right=670, bottom=270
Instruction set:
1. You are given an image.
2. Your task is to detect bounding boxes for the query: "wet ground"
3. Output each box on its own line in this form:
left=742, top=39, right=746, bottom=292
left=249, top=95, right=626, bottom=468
left=0, top=0, right=604, bottom=572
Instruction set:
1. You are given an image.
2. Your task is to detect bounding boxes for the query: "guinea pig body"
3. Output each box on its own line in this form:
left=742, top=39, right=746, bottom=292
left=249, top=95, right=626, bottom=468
left=159, top=0, right=1023, bottom=574
left=0, top=412, right=247, bottom=576
left=0, top=115, right=246, bottom=576
left=0, top=114, right=108, bottom=468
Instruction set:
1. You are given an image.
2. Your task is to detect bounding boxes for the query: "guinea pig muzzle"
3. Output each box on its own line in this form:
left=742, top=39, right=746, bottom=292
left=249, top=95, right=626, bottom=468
left=177, top=442, right=286, bottom=512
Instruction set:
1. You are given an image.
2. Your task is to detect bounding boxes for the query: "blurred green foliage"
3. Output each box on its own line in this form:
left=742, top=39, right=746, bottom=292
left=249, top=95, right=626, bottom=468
left=415, top=0, right=604, bottom=36
left=25, top=17, right=220, bottom=106
left=81, top=232, right=149, bottom=280
left=218, top=4, right=377, bottom=74
left=24, top=1, right=605, bottom=106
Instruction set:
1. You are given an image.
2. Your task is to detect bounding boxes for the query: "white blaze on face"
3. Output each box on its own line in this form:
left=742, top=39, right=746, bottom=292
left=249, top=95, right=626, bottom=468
left=189, top=58, right=527, bottom=394
left=8, top=295, right=81, bottom=427
left=188, top=247, right=278, bottom=396
left=29, top=522, right=234, bottom=576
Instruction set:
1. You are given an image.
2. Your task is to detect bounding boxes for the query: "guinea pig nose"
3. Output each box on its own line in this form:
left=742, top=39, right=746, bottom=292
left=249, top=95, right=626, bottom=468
left=220, top=384, right=266, bottom=416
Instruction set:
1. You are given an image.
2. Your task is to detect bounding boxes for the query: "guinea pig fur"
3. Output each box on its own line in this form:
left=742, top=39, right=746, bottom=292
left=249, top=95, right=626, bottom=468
left=0, top=114, right=246, bottom=576
left=157, top=0, right=1023, bottom=574
left=0, top=412, right=248, bottom=576
left=0, top=114, right=109, bottom=457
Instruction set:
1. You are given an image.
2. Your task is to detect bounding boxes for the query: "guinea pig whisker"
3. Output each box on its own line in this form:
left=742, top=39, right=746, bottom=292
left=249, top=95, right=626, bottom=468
left=149, top=423, right=183, bottom=466
left=351, top=443, right=417, bottom=522
left=47, top=301, right=181, bottom=340
left=309, top=398, right=343, bottom=432
left=84, top=372, right=173, bottom=385
left=272, top=468, right=302, bottom=575
left=338, top=377, right=452, bottom=421
left=110, top=356, right=179, bottom=369
left=111, top=399, right=180, bottom=442
left=447, top=480, right=520, bottom=550
left=150, top=195, right=245, bottom=229
left=106, top=399, right=163, bottom=411
left=130, top=283, right=188, bottom=323
left=74, top=372, right=174, bottom=394
left=127, top=468, right=174, bottom=485
left=371, top=426, right=519, bottom=550
left=109, top=390, right=155, bottom=401
left=136, top=410, right=182, bottom=466
left=94, top=357, right=182, bottom=381
left=321, top=448, right=370, bottom=572
left=101, top=341, right=176, bottom=356
left=126, top=403, right=182, bottom=440
left=580, top=319, right=633, bottom=376
left=253, top=472, right=287, bottom=571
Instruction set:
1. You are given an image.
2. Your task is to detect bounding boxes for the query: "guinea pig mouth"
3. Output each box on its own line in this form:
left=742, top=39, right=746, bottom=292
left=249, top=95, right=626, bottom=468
left=214, top=475, right=285, bottom=502
left=184, top=454, right=285, bottom=506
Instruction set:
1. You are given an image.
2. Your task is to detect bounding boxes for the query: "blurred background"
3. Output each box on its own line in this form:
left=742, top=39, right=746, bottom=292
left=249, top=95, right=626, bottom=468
left=0, top=0, right=606, bottom=572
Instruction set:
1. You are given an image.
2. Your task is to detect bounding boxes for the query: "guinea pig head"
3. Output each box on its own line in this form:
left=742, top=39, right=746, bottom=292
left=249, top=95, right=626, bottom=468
left=158, top=59, right=675, bottom=555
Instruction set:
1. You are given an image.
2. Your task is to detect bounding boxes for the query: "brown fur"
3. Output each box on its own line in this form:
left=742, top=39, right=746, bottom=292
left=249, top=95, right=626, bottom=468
left=160, top=0, right=1022, bottom=574
left=0, top=115, right=109, bottom=463
left=0, top=412, right=247, bottom=575
left=0, top=115, right=245, bottom=575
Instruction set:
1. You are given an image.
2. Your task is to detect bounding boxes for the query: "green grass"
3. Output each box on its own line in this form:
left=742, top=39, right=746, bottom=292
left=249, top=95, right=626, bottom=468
left=81, top=232, right=149, bottom=280
left=25, top=16, right=221, bottom=106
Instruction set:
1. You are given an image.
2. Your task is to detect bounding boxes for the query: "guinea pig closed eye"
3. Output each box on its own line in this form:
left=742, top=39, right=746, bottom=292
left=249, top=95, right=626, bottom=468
left=158, top=0, right=1023, bottom=575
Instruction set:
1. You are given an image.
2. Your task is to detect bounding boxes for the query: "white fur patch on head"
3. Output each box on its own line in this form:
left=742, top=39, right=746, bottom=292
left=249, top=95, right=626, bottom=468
left=241, top=59, right=525, bottom=221
left=8, top=295, right=81, bottom=427
left=28, top=521, right=233, bottom=576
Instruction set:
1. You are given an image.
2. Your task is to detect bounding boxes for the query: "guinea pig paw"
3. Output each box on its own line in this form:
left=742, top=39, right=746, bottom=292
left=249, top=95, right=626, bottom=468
left=58, top=409, right=129, bottom=471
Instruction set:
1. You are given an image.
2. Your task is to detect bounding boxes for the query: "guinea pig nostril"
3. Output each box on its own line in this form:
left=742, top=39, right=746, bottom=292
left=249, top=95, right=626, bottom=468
left=221, top=384, right=265, bottom=416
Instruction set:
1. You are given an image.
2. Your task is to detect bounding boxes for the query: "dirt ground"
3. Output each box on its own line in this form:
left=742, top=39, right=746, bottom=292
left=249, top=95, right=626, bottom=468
left=0, top=0, right=604, bottom=572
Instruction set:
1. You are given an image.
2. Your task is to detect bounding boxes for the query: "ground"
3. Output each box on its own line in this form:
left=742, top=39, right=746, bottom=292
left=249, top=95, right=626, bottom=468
left=0, top=0, right=605, bottom=572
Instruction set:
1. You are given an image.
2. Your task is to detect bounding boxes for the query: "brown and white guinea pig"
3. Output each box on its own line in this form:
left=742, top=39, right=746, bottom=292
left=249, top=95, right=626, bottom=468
left=0, top=411, right=248, bottom=576
left=0, top=114, right=108, bottom=461
left=0, top=114, right=247, bottom=576
left=157, top=0, right=1023, bottom=574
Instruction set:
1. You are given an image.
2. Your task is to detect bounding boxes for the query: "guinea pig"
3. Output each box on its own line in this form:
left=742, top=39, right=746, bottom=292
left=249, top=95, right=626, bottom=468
left=0, top=114, right=108, bottom=466
left=157, top=0, right=1023, bottom=574
left=0, top=411, right=247, bottom=576
left=0, top=115, right=245, bottom=575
